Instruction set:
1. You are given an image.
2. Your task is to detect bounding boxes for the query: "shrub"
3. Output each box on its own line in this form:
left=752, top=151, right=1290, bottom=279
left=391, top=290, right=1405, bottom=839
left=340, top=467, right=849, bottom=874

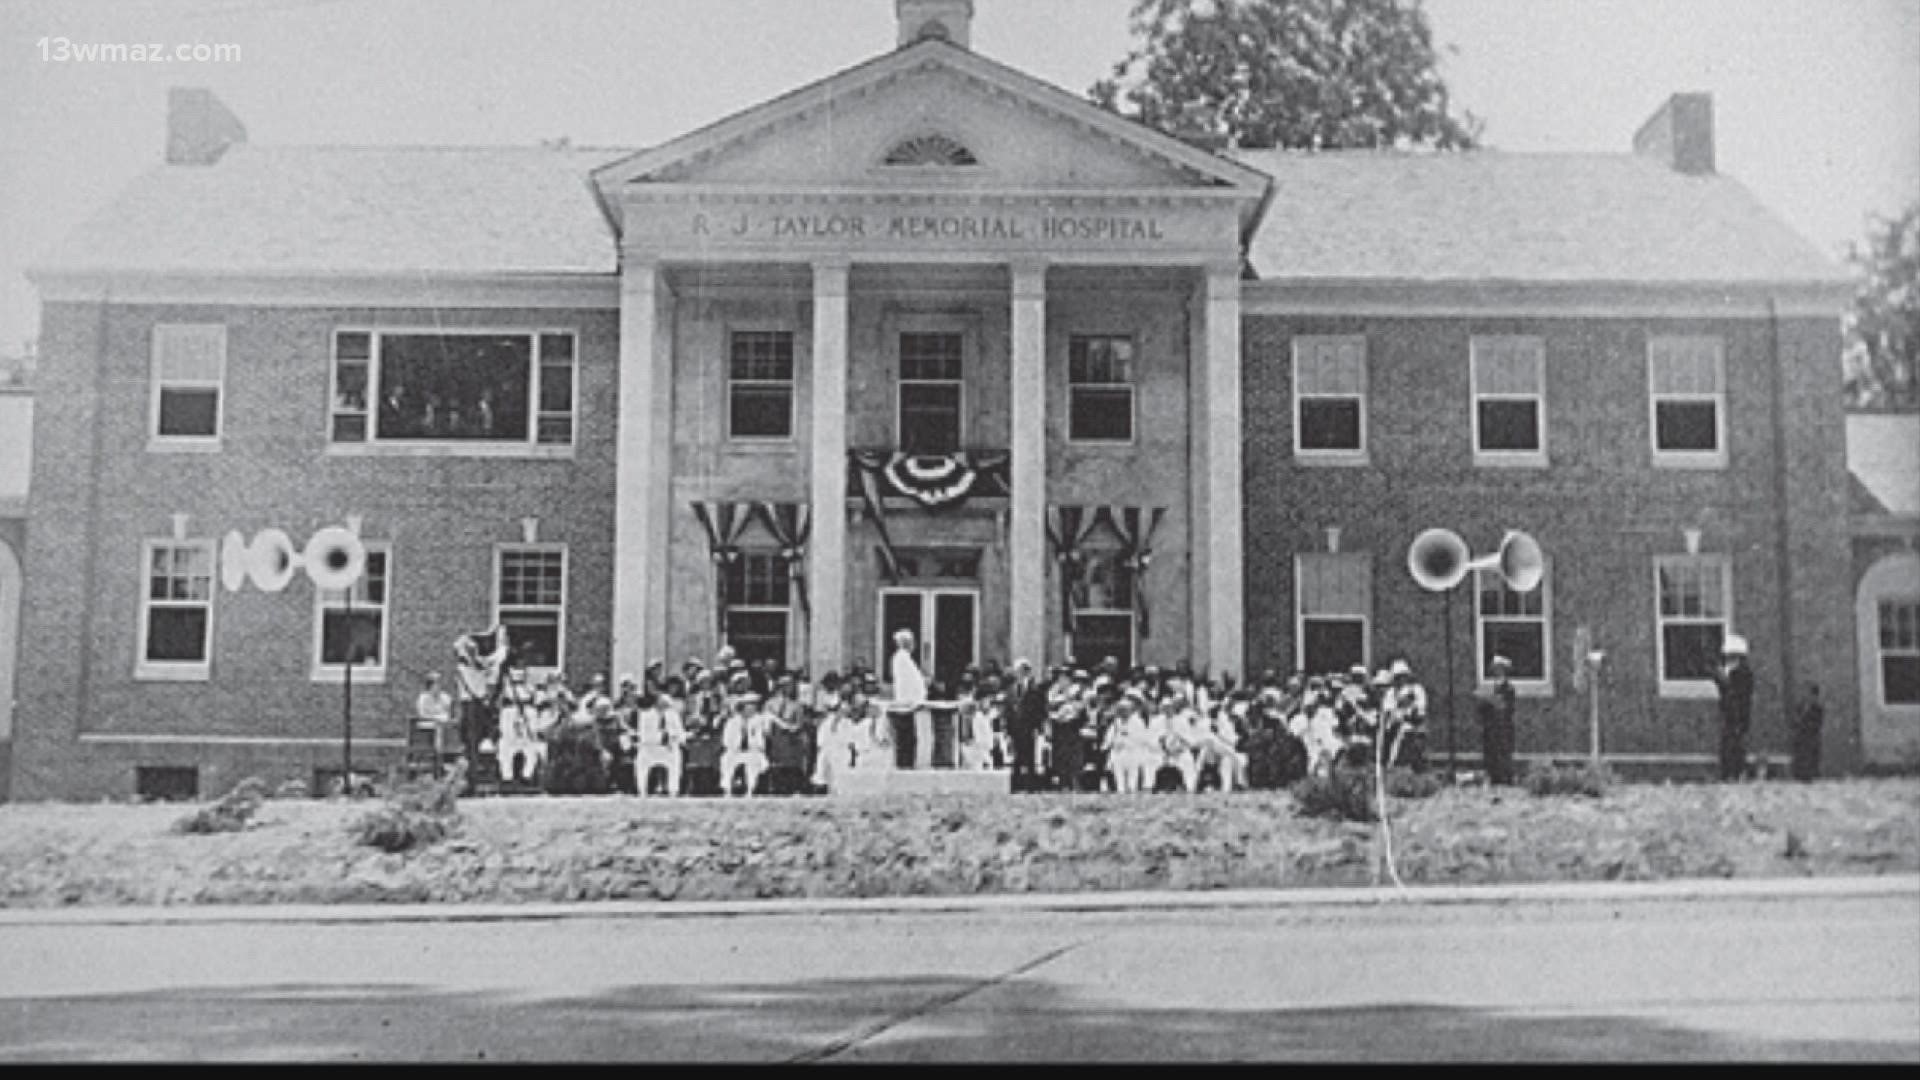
left=351, top=761, right=465, bottom=853
left=1291, top=768, right=1378, bottom=823
left=173, top=777, right=270, bottom=835
left=1524, top=761, right=1613, bottom=798
left=1383, top=767, right=1446, bottom=800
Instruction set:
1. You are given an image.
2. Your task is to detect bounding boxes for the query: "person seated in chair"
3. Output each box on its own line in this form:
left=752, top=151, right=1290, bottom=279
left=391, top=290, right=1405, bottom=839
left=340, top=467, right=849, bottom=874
left=495, top=668, right=545, bottom=786
left=631, top=689, right=688, bottom=797
left=719, top=692, right=771, bottom=797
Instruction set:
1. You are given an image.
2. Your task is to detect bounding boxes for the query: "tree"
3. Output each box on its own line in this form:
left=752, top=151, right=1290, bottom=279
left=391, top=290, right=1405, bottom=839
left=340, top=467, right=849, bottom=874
left=1090, top=0, right=1481, bottom=151
left=1843, top=203, right=1919, bottom=410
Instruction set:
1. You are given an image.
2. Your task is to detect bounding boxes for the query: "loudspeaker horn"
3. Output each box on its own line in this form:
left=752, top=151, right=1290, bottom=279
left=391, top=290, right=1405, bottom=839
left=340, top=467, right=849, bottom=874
left=246, top=527, right=302, bottom=593
left=1408, top=527, right=1471, bottom=592
left=303, top=525, right=367, bottom=592
left=219, top=530, right=250, bottom=593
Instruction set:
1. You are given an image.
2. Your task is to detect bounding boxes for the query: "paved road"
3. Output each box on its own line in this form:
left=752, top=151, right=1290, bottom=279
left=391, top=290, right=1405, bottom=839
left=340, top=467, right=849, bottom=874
left=0, top=888, right=1915, bottom=1061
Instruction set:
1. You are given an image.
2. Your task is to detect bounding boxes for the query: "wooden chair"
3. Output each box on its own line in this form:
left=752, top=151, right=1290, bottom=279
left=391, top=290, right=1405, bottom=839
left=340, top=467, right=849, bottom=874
left=403, top=718, right=443, bottom=780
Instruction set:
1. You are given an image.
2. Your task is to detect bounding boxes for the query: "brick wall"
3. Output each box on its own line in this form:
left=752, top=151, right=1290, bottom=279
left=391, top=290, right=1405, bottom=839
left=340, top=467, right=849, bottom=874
left=13, top=302, right=619, bottom=799
left=1242, top=312, right=1855, bottom=766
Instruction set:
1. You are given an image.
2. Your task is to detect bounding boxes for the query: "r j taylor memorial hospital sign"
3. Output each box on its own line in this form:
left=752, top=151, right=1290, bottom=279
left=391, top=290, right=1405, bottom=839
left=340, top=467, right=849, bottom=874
left=614, top=191, right=1247, bottom=264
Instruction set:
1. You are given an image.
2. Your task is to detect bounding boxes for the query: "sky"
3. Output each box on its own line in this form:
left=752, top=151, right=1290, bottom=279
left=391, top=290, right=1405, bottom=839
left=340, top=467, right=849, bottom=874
left=1, top=0, right=1916, bottom=354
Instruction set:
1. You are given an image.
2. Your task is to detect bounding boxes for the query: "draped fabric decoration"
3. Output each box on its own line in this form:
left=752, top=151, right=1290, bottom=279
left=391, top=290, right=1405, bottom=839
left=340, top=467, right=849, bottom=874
left=850, top=449, right=1011, bottom=510
left=847, top=456, right=904, bottom=584
left=691, top=501, right=753, bottom=643
left=752, top=501, right=812, bottom=619
left=1096, top=505, right=1168, bottom=638
left=1043, top=506, right=1100, bottom=636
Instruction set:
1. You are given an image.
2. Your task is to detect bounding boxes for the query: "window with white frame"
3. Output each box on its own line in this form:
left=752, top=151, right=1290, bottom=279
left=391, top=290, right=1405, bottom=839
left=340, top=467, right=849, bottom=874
left=1648, top=336, right=1726, bottom=466
left=1475, top=563, right=1551, bottom=690
left=728, top=330, right=795, bottom=440
left=495, top=546, right=566, bottom=674
left=313, top=546, right=389, bottom=681
left=1878, top=598, right=1920, bottom=707
left=330, top=330, right=576, bottom=450
left=1293, top=336, right=1367, bottom=459
left=1471, top=336, right=1547, bottom=463
left=1655, top=555, right=1732, bottom=694
left=139, top=539, right=215, bottom=678
left=1296, top=553, right=1371, bottom=676
left=724, top=552, right=791, bottom=668
left=1071, top=545, right=1137, bottom=672
left=1068, top=335, right=1135, bottom=443
left=150, top=324, right=226, bottom=445
left=898, top=331, right=963, bottom=453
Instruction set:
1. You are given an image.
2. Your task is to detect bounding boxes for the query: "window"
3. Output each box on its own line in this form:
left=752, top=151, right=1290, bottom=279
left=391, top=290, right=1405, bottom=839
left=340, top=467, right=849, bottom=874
left=728, top=330, right=794, bottom=440
left=1471, top=336, right=1547, bottom=464
left=150, top=324, right=226, bottom=446
left=1655, top=555, right=1732, bottom=696
left=1296, top=553, right=1371, bottom=676
left=883, top=133, right=978, bottom=167
left=138, top=539, right=215, bottom=680
left=1068, top=335, right=1135, bottom=443
left=1879, top=599, right=1920, bottom=707
left=1071, top=547, right=1136, bottom=671
left=724, top=552, right=791, bottom=668
left=1293, top=336, right=1367, bottom=459
left=1475, top=563, right=1551, bottom=692
left=330, top=329, right=576, bottom=451
left=1648, top=336, right=1726, bottom=466
left=495, top=546, right=566, bottom=674
left=313, top=546, right=390, bottom=681
left=899, top=332, right=963, bottom=453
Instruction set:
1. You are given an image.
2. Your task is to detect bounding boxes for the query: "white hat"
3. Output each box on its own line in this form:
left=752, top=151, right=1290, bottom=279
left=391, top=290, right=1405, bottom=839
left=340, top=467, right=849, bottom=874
left=1490, top=655, right=1513, bottom=670
left=1723, top=634, right=1748, bottom=655
left=1390, top=659, right=1412, bottom=678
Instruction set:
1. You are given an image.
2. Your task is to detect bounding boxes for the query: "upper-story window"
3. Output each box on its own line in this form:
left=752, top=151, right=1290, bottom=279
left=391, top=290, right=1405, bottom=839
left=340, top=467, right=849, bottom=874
left=899, top=331, right=963, bottom=453
left=1293, top=336, right=1367, bottom=462
left=330, top=330, right=576, bottom=451
left=728, top=330, right=795, bottom=440
left=1471, top=336, right=1547, bottom=466
left=882, top=133, right=979, bottom=167
left=150, top=324, right=226, bottom=448
left=1648, top=336, right=1727, bottom=468
left=1068, top=335, right=1135, bottom=443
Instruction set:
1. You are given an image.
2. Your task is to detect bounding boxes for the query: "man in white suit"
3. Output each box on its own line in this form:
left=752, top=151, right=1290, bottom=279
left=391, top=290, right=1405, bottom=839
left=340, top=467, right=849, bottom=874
left=887, top=629, right=927, bottom=770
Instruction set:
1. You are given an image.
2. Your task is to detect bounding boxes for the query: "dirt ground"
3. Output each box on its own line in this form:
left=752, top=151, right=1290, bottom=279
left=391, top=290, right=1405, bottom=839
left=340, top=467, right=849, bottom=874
left=0, top=777, right=1914, bottom=908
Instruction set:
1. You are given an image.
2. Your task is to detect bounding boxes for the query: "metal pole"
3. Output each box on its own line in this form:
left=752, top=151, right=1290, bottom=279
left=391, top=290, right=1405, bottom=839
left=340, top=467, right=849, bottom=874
left=1444, top=586, right=1457, bottom=775
left=343, top=589, right=354, bottom=794
left=1588, top=662, right=1602, bottom=767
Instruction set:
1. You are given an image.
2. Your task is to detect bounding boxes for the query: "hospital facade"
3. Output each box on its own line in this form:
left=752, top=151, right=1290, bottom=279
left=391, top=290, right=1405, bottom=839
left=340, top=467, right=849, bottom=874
left=14, top=0, right=1907, bottom=800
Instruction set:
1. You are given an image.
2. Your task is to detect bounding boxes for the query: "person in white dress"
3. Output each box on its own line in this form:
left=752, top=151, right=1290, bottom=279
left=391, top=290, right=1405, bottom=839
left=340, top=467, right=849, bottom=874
left=631, top=690, right=687, bottom=797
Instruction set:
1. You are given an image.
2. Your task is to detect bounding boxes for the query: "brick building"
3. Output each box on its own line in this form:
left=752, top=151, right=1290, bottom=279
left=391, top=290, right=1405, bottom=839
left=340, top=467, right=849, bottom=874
left=12, top=0, right=1865, bottom=799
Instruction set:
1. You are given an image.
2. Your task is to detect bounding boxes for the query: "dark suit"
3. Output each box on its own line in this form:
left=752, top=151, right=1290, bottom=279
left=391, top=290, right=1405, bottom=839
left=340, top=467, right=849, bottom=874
left=1004, top=677, right=1050, bottom=787
left=1713, top=658, right=1754, bottom=781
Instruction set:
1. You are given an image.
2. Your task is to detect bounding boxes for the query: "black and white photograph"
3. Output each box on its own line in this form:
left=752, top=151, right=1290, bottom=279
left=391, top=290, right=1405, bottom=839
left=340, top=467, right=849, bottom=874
left=0, top=0, right=1915, bottom=1062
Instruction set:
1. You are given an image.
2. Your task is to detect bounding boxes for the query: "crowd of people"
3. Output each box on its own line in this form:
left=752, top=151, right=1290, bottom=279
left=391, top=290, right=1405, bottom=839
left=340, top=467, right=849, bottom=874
left=413, top=632, right=1442, bottom=798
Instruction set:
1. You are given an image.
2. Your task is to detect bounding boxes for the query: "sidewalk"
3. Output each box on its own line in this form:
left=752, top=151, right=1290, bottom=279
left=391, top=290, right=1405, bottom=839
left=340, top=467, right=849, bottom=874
left=2, top=873, right=1913, bottom=928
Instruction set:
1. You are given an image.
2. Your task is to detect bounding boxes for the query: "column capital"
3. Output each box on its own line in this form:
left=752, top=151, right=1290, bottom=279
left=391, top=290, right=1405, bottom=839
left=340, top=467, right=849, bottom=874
left=812, top=259, right=852, bottom=296
left=1010, top=260, right=1049, bottom=300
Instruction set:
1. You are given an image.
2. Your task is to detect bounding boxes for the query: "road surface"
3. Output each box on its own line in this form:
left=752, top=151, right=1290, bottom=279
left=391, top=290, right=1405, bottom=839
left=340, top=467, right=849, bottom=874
left=1, top=887, right=1915, bottom=1061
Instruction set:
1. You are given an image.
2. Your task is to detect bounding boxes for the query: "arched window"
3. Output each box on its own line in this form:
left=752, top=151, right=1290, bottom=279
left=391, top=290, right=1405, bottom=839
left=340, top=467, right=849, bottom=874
left=882, top=133, right=979, bottom=168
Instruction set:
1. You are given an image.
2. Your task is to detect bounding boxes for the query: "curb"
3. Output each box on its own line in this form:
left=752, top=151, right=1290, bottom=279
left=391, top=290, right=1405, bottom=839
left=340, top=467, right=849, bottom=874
left=1, top=874, right=1914, bottom=928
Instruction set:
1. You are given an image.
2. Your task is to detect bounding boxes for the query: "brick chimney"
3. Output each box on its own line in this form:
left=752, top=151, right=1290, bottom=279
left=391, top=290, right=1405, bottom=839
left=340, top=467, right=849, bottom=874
left=1633, top=92, right=1715, bottom=175
left=897, top=0, right=972, bottom=49
left=167, top=87, right=247, bottom=165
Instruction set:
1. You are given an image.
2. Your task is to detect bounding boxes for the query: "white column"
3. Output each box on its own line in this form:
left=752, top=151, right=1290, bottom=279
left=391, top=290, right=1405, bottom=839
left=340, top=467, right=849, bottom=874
left=808, top=260, right=851, bottom=678
left=613, top=261, right=666, bottom=680
left=1186, top=283, right=1211, bottom=672
left=1009, top=262, right=1048, bottom=667
left=1203, top=264, right=1245, bottom=680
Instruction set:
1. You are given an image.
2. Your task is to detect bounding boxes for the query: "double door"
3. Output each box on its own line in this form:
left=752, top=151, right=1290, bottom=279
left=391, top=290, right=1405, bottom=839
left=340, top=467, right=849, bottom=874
left=878, top=588, right=977, bottom=697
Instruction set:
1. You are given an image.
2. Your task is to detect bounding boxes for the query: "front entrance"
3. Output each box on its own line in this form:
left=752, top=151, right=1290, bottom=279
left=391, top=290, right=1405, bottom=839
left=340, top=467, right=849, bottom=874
left=879, top=588, right=977, bottom=695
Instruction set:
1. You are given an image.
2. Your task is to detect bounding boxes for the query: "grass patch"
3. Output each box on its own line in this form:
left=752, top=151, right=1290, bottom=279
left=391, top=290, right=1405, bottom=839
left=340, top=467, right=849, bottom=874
left=1523, top=761, right=1614, bottom=798
left=171, top=777, right=270, bottom=835
left=350, top=762, right=465, bottom=854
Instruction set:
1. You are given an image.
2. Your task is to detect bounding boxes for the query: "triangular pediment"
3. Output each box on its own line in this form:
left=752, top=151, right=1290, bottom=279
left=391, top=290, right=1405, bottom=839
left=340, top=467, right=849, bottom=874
left=593, top=39, right=1269, bottom=210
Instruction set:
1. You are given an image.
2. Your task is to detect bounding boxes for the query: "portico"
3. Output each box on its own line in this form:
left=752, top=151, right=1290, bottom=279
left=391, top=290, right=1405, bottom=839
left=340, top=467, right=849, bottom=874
left=594, top=30, right=1269, bottom=684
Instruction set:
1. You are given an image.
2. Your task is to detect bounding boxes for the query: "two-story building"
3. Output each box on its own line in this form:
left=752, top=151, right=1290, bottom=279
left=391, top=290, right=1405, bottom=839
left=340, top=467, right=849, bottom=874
left=12, top=0, right=1862, bottom=799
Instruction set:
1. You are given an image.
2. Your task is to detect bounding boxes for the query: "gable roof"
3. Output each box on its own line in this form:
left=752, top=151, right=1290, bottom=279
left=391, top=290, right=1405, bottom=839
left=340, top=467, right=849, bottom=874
left=590, top=37, right=1272, bottom=216
left=32, top=145, right=629, bottom=279
left=1848, top=412, right=1920, bottom=518
left=1236, top=149, right=1849, bottom=286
